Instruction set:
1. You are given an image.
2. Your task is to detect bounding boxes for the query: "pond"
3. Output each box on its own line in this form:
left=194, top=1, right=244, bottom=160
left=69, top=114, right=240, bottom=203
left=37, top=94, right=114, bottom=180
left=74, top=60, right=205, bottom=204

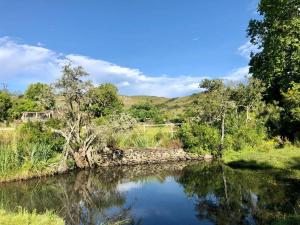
left=0, top=162, right=299, bottom=225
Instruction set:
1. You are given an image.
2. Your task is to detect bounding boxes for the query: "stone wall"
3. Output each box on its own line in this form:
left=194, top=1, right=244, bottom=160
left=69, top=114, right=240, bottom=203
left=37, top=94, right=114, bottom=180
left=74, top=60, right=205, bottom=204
left=101, top=148, right=209, bottom=166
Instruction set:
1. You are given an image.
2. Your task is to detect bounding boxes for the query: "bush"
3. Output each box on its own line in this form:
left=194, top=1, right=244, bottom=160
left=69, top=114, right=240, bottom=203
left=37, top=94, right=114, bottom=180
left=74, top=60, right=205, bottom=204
left=230, top=124, right=266, bottom=151
left=16, top=121, right=64, bottom=162
left=179, top=123, right=220, bottom=155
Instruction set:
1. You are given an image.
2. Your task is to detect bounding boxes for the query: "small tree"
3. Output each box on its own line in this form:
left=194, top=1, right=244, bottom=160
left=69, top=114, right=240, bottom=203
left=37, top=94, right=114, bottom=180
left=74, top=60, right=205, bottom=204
left=25, top=82, right=55, bottom=110
left=129, top=102, right=161, bottom=123
left=196, top=79, right=236, bottom=151
left=0, top=91, right=12, bottom=122
left=231, top=78, right=265, bottom=123
left=88, top=83, right=123, bottom=118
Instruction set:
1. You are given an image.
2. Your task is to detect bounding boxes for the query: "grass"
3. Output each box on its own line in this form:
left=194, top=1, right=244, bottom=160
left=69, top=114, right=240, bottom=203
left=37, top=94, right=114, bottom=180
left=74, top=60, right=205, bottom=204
left=117, top=125, right=182, bottom=149
left=0, top=209, right=64, bottom=225
left=223, top=144, right=300, bottom=171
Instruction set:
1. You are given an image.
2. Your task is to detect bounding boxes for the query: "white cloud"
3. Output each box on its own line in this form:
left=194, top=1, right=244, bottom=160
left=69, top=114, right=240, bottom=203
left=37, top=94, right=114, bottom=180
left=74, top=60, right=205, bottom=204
left=223, top=66, right=249, bottom=82
left=238, top=41, right=259, bottom=59
left=116, top=181, right=142, bottom=192
left=0, top=36, right=249, bottom=97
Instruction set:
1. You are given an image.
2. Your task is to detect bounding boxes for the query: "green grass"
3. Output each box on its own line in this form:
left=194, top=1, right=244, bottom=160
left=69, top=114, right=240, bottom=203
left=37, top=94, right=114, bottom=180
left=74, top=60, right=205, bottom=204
left=0, top=209, right=64, bottom=225
left=117, top=125, right=182, bottom=149
left=223, top=144, right=300, bottom=171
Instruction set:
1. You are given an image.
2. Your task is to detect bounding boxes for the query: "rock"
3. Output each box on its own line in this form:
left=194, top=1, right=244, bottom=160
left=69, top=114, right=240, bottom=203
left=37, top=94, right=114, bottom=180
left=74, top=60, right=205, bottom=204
left=204, top=154, right=213, bottom=160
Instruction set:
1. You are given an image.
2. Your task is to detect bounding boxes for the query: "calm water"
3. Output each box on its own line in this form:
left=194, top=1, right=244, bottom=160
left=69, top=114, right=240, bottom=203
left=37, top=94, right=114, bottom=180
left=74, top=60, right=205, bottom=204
left=0, top=162, right=299, bottom=225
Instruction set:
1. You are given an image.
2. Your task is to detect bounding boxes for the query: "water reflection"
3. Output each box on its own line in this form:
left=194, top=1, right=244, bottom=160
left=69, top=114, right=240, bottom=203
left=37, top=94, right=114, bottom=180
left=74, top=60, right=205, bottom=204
left=0, top=162, right=299, bottom=225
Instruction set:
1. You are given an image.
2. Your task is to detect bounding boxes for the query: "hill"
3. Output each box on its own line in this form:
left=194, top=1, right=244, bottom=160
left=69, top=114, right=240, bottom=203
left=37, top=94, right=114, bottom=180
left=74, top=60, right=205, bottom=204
left=120, top=93, right=201, bottom=115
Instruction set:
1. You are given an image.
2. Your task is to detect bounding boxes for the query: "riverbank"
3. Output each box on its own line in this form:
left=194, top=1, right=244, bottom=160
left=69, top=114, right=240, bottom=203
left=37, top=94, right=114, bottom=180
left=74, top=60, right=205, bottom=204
left=223, top=145, right=300, bottom=171
left=0, top=148, right=206, bottom=183
left=0, top=209, right=64, bottom=225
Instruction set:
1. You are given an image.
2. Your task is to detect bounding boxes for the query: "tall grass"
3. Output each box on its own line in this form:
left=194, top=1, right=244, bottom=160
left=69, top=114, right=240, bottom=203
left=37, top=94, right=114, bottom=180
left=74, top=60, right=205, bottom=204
left=0, top=130, right=20, bottom=174
left=0, top=145, right=20, bottom=174
left=0, top=208, right=65, bottom=225
left=117, top=125, right=182, bottom=149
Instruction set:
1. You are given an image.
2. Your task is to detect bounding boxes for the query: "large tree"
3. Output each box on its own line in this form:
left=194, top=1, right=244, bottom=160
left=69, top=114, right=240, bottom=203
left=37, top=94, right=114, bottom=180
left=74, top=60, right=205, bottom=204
left=248, top=0, right=300, bottom=102
left=248, top=0, right=300, bottom=139
left=52, top=64, right=134, bottom=170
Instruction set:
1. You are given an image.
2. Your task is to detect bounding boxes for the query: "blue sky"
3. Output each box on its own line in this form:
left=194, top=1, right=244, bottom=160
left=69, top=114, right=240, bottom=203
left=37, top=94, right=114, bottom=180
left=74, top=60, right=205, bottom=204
left=0, top=0, right=259, bottom=97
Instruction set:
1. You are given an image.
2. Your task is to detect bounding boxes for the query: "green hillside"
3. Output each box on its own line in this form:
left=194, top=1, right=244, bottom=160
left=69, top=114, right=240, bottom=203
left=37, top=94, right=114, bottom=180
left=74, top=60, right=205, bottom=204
left=120, top=93, right=201, bottom=115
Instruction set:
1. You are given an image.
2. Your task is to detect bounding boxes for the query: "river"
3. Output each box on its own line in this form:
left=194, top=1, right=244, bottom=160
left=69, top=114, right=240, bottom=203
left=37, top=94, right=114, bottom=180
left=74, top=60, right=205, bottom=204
left=0, top=162, right=299, bottom=225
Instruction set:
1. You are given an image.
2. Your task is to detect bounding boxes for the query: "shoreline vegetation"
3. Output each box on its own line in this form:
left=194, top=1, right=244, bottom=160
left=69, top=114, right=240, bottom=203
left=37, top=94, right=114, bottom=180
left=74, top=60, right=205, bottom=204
left=0, top=209, right=64, bottom=225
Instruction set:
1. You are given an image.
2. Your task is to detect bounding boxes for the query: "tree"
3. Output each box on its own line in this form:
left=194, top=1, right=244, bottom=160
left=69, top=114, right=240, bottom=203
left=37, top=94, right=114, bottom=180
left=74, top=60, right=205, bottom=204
left=231, top=78, right=265, bottom=123
left=282, top=82, right=300, bottom=139
left=248, top=0, right=300, bottom=101
left=52, top=64, right=134, bottom=170
left=25, top=83, right=55, bottom=110
left=248, top=0, right=300, bottom=138
left=8, top=98, right=41, bottom=119
left=0, top=91, right=12, bottom=122
left=196, top=79, right=236, bottom=151
left=129, top=102, right=162, bottom=123
left=88, top=83, right=123, bottom=118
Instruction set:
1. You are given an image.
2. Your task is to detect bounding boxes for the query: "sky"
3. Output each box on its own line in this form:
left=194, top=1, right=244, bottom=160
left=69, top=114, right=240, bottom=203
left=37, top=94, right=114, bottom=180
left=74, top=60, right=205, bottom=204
left=0, top=0, right=259, bottom=97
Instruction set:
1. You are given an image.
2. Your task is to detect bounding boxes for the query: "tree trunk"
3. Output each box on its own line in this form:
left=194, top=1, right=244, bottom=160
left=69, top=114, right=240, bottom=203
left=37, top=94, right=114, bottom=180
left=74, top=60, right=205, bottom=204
left=221, top=112, right=226, bottom=147
left=73, top=148, right=89, bottom=168
left=246, top=105, right=250, bottom=123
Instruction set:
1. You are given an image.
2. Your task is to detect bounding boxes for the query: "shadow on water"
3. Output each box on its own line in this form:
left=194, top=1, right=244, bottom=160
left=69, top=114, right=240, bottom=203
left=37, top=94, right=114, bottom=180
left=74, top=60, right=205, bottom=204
left=0, top=162, right=299, bottom=225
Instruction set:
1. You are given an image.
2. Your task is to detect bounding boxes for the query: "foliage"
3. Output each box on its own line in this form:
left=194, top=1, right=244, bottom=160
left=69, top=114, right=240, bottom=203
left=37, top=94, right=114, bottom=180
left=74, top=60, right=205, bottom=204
left=88, top=83, right=123, bottom=118
left=0, top=145, right=20, bottom=174
left=129, top=102, right=163, bottom=123
left=0, top=91, right=12, bottom=122
left=248, top=0, right=300, bottom=138
left=184, top=78, right=265, bottom=154
left=25, top=83, right=55, bottom=110
left=17, top=121, right=64, bottom=154
left=178, top=123, right=219, bottom=155
left=282, top=82, right=300, bottom=140
left=8, top=98, right=42, bottom=119
left=52, top=64, right=134, bottom=169
left=118, top=125, right=180, bottom=149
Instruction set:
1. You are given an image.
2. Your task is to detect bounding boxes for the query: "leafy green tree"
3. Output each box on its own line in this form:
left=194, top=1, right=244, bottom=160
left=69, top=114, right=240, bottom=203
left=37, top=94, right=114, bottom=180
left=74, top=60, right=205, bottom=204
left=8, top=98, right=41, bottom=119
left=129, top=102, right=162, bottom=123
left=248, top=0, right=300, bottom=138
left=88, top=83, right=123, bottom=118
left=0, top=91, right=12, bottom=122
left=196, top=79, right=236, bottom=149
left=248, top=0, right=300, bottom=101
left=282, top=82, right=300, bottom=139
left=25, top=82, right=55, bottom=110
left=231, top=78, right=265, bottom=123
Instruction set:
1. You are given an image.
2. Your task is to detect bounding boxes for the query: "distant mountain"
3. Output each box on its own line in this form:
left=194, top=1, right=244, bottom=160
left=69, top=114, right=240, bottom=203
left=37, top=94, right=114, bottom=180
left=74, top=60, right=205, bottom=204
left=120, top=93, right=201, bottom=115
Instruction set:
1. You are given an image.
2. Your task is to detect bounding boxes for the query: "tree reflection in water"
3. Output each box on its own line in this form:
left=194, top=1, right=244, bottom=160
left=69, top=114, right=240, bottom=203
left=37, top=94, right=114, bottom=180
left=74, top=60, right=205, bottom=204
left=0, top=162, right=299, bottom=225
left=178, top=163, right=300, bottom=225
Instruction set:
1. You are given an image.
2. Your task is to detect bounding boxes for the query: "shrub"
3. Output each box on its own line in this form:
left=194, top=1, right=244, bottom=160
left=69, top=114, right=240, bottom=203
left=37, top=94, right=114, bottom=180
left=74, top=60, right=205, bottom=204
left=231, top=124, right=266, bottom=151
left=179, top=123, right=219, bottom=155
left=16, top=121, right=64, bottom=162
